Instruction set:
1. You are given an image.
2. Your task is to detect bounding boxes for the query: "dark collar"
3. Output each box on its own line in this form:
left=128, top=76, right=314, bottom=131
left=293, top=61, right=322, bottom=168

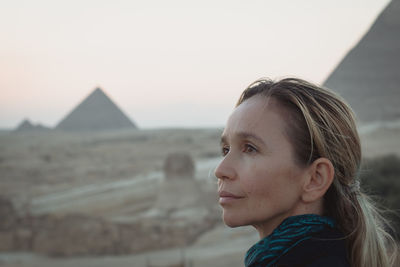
left=245, top=214, right=336, bottom=267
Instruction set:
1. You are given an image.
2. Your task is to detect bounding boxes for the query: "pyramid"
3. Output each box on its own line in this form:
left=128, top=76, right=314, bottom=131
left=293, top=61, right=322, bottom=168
left=324, top=0, right=400, bottom=123
left=55, top=88, right=137, bottom=131
left=14, top=119, right=51, bottom=132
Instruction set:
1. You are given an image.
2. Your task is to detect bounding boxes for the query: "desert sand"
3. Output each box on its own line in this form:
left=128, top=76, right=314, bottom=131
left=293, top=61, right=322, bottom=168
left=0, top=125, right=399, bottom=267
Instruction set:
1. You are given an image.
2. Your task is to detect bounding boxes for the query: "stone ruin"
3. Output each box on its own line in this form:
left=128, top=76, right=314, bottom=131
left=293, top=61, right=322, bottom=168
left=55, top=87, right=137, bottom=132
left=163, top=152, right=195, bottom=179
left=14, top=119, right=51, bottom=133
left=0, top=195, right=218, bottom=257
left=0, top=153, right=220, bottom=257
left=324, top=0, right=400, bottom=123
left=150, top=152, right=216, bottom=221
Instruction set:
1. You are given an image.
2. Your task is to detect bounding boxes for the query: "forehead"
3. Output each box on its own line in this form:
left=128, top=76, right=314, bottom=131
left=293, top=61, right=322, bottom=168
left=222, top=96, right=288, bottom=141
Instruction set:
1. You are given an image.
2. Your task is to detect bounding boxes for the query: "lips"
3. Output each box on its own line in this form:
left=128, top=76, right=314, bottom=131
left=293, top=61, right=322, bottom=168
left=218, top=190, right=244, bottom=205
left=219, top=191, right=241, bottom=198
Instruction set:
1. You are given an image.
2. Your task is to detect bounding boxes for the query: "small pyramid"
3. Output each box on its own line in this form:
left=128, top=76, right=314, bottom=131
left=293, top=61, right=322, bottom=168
left=55, top=88, right=137, bottom=131
left=14, top=119, right=50, bottom=132
left=324, top=0, right=400, bottom=123
left=16, top=119, right=33, bottom=131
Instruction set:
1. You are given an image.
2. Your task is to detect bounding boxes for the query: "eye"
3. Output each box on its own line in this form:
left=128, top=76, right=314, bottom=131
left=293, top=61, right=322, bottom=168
left=244, top=144, right=257, bottom=154
left=221, top=146, right=230, bottom=156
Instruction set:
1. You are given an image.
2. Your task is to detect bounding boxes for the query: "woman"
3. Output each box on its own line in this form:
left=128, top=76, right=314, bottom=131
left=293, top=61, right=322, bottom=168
left=215, top=78, right=397, bottom=267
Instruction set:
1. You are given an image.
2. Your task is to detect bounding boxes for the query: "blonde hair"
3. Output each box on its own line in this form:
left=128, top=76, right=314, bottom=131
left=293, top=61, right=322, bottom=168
left=237, top=77, right=398, bottom=267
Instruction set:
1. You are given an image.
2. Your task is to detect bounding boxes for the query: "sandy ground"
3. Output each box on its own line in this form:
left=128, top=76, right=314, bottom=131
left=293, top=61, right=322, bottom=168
left=0, top=128, right=221, bottom=211
left=0, top=125, right=399, bottom=267
left=0, top=226, right=258, bottom=267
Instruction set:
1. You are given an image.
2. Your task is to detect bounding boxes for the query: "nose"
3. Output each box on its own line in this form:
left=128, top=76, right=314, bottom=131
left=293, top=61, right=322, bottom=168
left=214, top=155, right=236, bottom=181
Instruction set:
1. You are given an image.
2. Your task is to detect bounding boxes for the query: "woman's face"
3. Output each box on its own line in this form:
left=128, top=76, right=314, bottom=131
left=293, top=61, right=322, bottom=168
left=215, top=95, right=308, bottom=236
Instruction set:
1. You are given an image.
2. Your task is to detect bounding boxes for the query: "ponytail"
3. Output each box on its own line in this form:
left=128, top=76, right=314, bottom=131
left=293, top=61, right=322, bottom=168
left=327, top=180, right=397, bottom=267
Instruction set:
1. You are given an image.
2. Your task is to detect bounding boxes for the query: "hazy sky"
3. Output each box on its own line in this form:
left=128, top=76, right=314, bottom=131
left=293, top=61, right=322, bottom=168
left=0, top=0, right=390, bottom=129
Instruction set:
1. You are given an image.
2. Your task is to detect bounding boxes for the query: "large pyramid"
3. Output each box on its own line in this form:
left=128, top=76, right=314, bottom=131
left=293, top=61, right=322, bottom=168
left=324, top=0, right=400, bottom=123
left=55, top=88, right=137, bottom=131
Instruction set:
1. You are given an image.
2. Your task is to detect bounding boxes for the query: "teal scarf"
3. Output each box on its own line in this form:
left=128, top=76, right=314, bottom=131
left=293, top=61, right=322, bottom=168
left=245, top=214, right=336, bottom=267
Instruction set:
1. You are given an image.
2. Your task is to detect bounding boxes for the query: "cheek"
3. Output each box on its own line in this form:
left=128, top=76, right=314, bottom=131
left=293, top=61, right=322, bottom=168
left=243, top=166, right=298, bottom=201
left=241, top=170, right=270, bottom=198
left=240, top=161, right=264, bottom=195
left=243, top=181, right=255, bottom=196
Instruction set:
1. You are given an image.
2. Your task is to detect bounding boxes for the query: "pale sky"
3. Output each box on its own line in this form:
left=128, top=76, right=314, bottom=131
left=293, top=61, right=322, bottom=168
left=0, top=0, right=390, bottom=129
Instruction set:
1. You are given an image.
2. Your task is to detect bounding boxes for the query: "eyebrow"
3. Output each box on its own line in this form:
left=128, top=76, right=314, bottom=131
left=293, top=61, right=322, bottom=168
left=220, top=131, right=266, bottom=146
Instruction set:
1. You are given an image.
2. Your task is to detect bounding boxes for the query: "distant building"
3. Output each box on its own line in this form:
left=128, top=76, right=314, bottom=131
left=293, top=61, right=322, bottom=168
left=55, top=87, right=137, bottom=131
left=324, top=0, right=400, bottom=123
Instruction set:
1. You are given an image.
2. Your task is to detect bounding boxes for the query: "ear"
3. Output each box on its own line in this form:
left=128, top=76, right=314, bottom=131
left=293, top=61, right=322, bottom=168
left=301, top=157, right=334, bottom=203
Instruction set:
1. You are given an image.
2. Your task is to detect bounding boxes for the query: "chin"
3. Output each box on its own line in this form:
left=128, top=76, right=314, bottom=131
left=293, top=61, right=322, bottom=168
left=222, top=212, right=246, bottom=228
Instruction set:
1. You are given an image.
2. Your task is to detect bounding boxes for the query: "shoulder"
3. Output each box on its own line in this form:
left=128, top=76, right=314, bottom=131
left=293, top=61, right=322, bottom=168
left=274, top=228, right=350, bottom=267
